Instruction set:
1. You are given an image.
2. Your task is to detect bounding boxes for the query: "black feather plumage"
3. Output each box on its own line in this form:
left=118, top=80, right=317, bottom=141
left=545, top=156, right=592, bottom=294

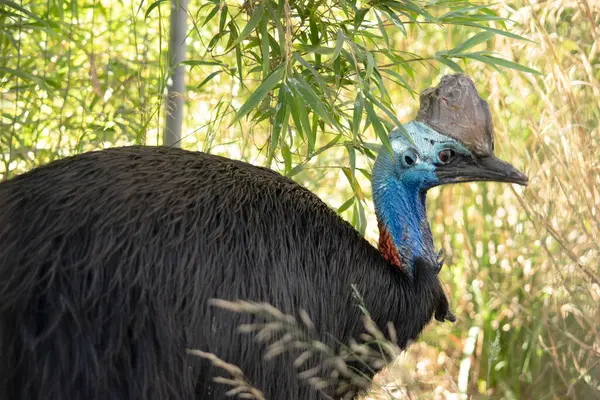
left=0, top=146, right=450, bottom=399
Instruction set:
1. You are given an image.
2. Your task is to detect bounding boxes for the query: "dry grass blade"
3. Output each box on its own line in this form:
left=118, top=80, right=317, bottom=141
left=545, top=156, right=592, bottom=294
left=186, top=349, right=266, bottom=400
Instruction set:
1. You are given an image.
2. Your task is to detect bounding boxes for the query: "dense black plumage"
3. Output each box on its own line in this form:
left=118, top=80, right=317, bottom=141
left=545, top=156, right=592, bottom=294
left=0, top=146, right=450, bottom=399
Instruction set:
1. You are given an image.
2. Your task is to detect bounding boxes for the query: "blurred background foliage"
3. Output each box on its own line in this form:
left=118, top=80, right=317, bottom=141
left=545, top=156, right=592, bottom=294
left=1, top=0, right=598, bottom=398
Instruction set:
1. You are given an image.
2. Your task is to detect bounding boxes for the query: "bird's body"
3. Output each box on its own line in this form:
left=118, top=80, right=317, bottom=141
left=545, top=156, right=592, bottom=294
left=0, top=74, right=528, bottom=400
left=0, top=146, right=448, bottom=400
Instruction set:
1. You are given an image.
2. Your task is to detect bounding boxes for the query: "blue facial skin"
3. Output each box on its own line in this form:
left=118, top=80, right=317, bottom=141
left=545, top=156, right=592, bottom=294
left=371, top=121, right=472, bottom=274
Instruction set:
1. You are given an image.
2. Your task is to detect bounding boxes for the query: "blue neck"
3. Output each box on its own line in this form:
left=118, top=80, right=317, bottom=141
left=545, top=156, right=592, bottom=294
left=372, top=179, right=435, bottom=274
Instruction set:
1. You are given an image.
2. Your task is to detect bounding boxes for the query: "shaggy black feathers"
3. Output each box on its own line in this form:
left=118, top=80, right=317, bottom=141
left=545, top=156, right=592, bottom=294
left=0, top=146, right=450, bottom=399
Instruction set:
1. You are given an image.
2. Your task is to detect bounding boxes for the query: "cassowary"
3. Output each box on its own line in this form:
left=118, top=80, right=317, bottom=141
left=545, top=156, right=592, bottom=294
left=0, top=74, right=527, bottom=399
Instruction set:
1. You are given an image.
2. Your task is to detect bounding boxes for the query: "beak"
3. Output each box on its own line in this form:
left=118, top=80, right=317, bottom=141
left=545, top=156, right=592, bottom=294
left=435, top=155, right=529, bottom=186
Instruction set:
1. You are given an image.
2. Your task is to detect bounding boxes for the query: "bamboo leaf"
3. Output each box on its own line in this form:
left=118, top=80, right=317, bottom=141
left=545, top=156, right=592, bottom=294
left=182, top=60, right=224, bottom=67
left=357, top=168, right=372, bottom=180
left=450, top=31, right=496, bottom=54
left=337, top=197, right=355, bottom=213
left=287, top=163, right=305, bottom=177
left=231, top=64, right=284, bottom=124
left=460, top=22, right=536, bottom=43
left=229, top=2, right=264, bottom=50
left=270, top=83, right=290, bottom=164
left=364, top=100, right=392, bottom=156
left=354, top=7, right=369, bottom=32
left=144, top=0, right=168, bottom=19
left=364, top=91, right=402, bottom=129
left=219, top=4, right=228, bottom=31
left=288, top=85, right=313, bottom=153
left=202, top=4, right=219, bottom=27
left=196, top=70, right=224, bottom=90
left=313, top=135, right=341, bottom=157
left=342, top=167, right=365, bottom=201
left=440, top=4, right=499, bottom=19
left=377, top=5, right=406, bottom=37
left=365, top=52, right=375, bottom=82
left=479, top=55, right=542, bottom=75
left=352, top=91, right=363, bottom=139
left=292, top=53, right=331, bottom=103
left=260, top=18, right=269, bottom=78
left=461, top=53, right=542, bottom=75
left=281, top=141, right=292, bottom=174
left=329, top=29, right=345, bottom=64
left=374, top=10, right=390, bottom=49
left=2, top=0, right=54, bottom=28
left=288, top=72, right=337, bottom=129
left=0, top=67, right=56, bottom=90
left=380, top=68, right=415, bottom=93
left=436, top=55, right=464, bottom=72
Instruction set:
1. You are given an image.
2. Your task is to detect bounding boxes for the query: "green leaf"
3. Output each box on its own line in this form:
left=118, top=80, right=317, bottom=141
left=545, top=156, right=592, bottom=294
left=365, top=52, right=375, bottom=82
left=229, top=2, right=264, bottom=50
left=260, top=19, right=269, bottom=78
left=235, top=44, right=243, bottom=82
left=380, top=68, right=415, bottom=93
left=313, top=135, right=341, bottom=157
left=144, top=0, right=168, bottom=19
left=181, top=60, right=224, bottom=67
left=436, top=55, right=464, bottom=73
left=288, top=72, right=337, bottom=129
left=295, top=45, right=334, bottom=55
left=281, top=141, right=292, bottom=174
left=346, top=143, right=356, bottom=173
left=342, top=167, right=365, bottom=201
left=371, top=70, right=392, bottom=104
left=354, top=7, right=369, bottom=32
left=461, top=22, right=536, bottom=43
left=0, top=67, right=55, bottom=91
left=374, top=10, right=390, bottom=49
left=353, top=200, right=367, bottom=235
left=449, top=31, right=496, bottom=55
left=292, top=53, right=331, bottom=103
left=287, top=163, right=305, bottom=177
left=364, top=100, right=392, bottom=156
left=352, top=91, right=363, bottom=139
left=357, top=168, right=372, bottom=180
left=364, top=91, right=402, bottom=129
left=378, top=5, right=406, bottom=37
left=288, top=86, right=313, bottom=152
left=329, top=29, right=345, bottom=64
left=231, top=64, right=284, bottom=124
left=337, top=197, right=355, bottom=214
left=270, top=83, right=290, bottom=164
left=196, top=70, right=224, bottom=90
left=481, top=55, right=542, bottom=75
left=207, top=31, right=227, bottom=51
left=462, top=53, right=542, bottom=75
left=202, top=4, right=219, bottom=27
left=440, top=4, right=499, bottom=19
left=219, top=4, right=228, bottom=32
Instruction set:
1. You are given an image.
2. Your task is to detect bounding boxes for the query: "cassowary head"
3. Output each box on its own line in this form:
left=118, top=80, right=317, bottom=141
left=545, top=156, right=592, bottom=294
left=372, top=74, right=528, bottom=273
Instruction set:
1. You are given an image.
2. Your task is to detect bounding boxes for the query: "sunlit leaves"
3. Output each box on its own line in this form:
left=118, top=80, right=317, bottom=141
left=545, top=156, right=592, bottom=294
left=231, top=64, right=284, bottom=124
left=144, top=0, right=168, bottom=19
left=228, top=2, right=263, bottom=50
left=449, top=31, right=496, bottom=55
left=1, top=0, right=540, bottom=232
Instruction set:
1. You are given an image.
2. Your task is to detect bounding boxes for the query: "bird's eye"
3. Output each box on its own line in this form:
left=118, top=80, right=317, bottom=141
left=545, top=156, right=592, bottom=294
left=437, top=149, right=455, bottom=164
left=401, top=149, right=419, bottom=167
